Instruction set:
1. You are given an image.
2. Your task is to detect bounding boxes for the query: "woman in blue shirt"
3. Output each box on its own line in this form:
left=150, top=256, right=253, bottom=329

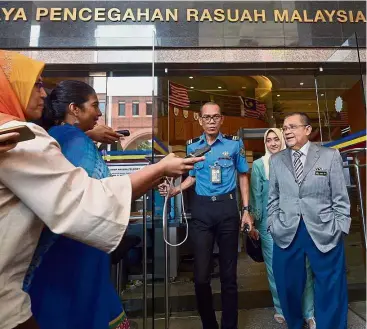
left=25, top=80, right=130, bottom=329
left=250, top=128, right=316, bottom=329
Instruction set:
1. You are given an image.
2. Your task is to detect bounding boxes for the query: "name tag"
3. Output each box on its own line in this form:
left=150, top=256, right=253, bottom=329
left=315, top=170, right=327, bottom=176
left=211, top=166, right=222, bottom=184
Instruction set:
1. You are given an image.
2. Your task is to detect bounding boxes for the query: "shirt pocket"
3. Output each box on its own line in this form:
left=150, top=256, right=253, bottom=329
left=194, top=162, right=204, bottom=171
left=319, top=211, right=334, bottom=223
left=310, top=171, right=330, bottom=196
left=279, top=210, right=286, bottom=222
left=217, top=158, right=234, bottom=178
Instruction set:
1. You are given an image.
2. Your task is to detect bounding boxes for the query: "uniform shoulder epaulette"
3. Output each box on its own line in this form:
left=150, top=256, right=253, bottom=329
left=223, top=134, right=240, bottom=141
left=187, top=137, right=200, bottom=145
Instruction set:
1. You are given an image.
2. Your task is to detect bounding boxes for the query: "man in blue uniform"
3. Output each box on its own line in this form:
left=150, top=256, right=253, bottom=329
left=159, top=102, right=252, bottom=329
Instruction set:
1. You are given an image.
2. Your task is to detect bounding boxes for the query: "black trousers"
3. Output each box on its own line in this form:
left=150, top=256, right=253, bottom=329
left=190, top=195, right=239, bottom=329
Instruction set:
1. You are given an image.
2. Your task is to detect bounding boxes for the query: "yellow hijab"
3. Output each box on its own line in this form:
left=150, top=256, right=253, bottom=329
left=0, top=50, right=45, bottom=125
left=261, top=128, right=286, bottom=180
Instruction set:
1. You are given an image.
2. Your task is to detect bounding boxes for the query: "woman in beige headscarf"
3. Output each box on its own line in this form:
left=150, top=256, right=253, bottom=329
left=0, top=50, right=203, bottom=329
left=250, top=128, right=316, bottom=328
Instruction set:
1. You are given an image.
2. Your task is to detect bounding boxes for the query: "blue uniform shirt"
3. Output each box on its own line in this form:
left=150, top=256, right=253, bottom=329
left=187, top=133, right=249, bottom=196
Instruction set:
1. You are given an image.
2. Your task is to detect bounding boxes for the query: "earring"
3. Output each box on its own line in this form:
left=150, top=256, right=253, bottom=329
left=73, top=117, right=80, bottom=127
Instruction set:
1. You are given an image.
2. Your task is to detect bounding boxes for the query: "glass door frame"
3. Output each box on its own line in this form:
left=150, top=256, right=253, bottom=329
left=152, top=27, right=171, bottom=329
left=314, top=33, right=367, bottom=295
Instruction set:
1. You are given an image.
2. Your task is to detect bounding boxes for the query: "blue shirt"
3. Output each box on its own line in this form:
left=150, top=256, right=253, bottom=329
left=187, top=133, right=249, bottom=196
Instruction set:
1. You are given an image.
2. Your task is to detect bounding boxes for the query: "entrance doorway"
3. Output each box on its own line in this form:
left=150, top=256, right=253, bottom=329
left=41, top=54, right=365, bottom=327
left=146, top=69, right=366, bottom=321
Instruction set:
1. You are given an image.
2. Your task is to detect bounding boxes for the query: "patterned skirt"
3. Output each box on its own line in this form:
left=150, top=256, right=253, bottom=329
left=109, top=310, right=130, bottom=329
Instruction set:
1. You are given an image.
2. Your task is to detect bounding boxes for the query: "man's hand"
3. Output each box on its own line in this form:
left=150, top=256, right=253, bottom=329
left=158, top=181, right=177, bottom=198
left=86, top=125, right=123, bottom=144
left=241, top=212, right=259, bottom=239
left=158, top=181, right=170, bottom=197
left=241, top=211, right=254, bottom=232
left=248, top=228, right=260, bottom=240
left=0, top=132, right=20, bottom=153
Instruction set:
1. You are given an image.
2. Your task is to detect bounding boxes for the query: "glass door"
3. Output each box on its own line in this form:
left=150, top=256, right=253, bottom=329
left=102, top=31, right=159, bottom=328
left=151, top=30, right=173, bottom=329
left=314, top=34, right=366, bottom=305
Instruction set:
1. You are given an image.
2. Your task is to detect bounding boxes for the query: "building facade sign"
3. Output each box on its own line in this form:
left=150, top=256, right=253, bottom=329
left=1, top=7, right=366, bottom=23
left=0, top=1, right=365, bottom=49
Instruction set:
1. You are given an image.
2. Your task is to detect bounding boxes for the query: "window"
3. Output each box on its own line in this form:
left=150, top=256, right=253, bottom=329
left=146, top=102, right=152, bottom=116
left=132, top=102, right=139, bottom=116
left=118, top=102, right=126, bottom=116
left=99, top=101, right=106, bottom=114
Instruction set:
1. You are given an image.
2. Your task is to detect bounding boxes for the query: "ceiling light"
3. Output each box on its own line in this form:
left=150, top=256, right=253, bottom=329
left=277, top=94, right=280, bottom=97
left=321, top=93, right=324, bottom=96
left=190, top=86, right=194, bottom=89
left=89, top=72, right=106, bottom=77
left=300, top=82, right=304, bottom=86
left=218, top=86, right=222, bottom=89
left=319, top=67, right=323, bottom=72
left=164, top=68, right=168, bottom=74
left=189, top=76, right=193, bottom=79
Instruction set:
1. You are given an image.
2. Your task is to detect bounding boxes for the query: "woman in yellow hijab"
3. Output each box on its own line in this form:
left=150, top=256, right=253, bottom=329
left=250, top=128, right=316, bottom=329
left=0, top=51, right=203, bottom=329
left=0, top=50, right=45, bottom=329
left=0, top=50, right=46, bottom=124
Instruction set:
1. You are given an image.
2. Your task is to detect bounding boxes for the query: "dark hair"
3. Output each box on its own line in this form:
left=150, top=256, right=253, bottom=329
left=284, top=112, right=311, bottom=126
left=39, top=80, right=96, bottom=131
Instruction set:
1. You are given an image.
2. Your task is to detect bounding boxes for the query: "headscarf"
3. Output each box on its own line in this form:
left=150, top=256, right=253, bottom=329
left=261, top=128, right=286, bottom=180
left=0, top=50, right=44, bottom=125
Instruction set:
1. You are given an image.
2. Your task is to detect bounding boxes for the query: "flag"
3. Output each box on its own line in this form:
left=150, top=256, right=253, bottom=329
left=210, top=95, right=266, bottom=120
left=168, top=82, right=190, bottom=108
left=328, top=111, right=349, bottom=126
left=216, top=96, right=242, bottom=115
left=241, top=97, right=267, bottom=119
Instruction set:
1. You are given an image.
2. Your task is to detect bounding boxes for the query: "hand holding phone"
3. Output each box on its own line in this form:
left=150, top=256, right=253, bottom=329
left=159, top=153, right=204, bottom=177
left=0, top=125, right=35, bottom=144
left=186, top=145, right=211, bottom=158
left=87, top=125, right=125, bottom=144
left=0, top=132, right=20, bottom=153
left=115, top=130, right=130, bottom=137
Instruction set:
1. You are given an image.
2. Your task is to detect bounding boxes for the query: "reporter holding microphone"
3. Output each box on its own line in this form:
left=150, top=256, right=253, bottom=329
left=0, top=50, right=204, bottom=329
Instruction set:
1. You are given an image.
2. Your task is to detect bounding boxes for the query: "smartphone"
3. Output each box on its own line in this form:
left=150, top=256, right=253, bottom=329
left=0, top=125, right=35, bottom=144
left=115, top=130, right=130, bottom=136
left=186, top=145, right=211, bottom=158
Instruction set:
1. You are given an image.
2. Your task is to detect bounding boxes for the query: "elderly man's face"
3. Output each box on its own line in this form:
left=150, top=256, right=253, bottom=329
left=283, top=114, right=312, bottom=150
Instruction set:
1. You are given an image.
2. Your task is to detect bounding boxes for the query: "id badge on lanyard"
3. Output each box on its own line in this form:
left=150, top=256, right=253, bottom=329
left=210, top=163, right=222, bottom=184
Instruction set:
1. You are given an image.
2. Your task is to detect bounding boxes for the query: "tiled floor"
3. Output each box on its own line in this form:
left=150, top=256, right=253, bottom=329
left=123, top=230, right=366, bottom=302
left=122, top=217, right=366, bottom=321
left=129, top=307, right=366, bottom=329
left=123, top=233, right=365, bottom=317
left=349, top=301, right=366, bottom=320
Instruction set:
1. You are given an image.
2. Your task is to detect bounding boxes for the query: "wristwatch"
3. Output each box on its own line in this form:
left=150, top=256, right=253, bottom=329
left=242, top=206, right=250, bottom=213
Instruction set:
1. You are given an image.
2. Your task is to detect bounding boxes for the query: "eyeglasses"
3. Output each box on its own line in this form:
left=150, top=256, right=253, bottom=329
left=200, top=114, right=222, bottom=123
left=34, top=81, right=44, bottom=90
left=282, top=124, right=309, bottom=132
